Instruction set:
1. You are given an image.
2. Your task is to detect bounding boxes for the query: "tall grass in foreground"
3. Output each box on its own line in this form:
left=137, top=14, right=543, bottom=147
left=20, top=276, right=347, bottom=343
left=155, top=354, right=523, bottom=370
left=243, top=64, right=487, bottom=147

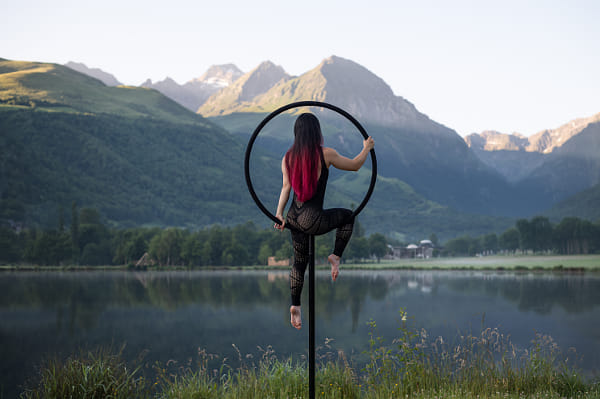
left=22, top=313, right=600, bottom=398
left=21, top=346, right=151, bottom=398
left=361, top=310, right=596, bottom=398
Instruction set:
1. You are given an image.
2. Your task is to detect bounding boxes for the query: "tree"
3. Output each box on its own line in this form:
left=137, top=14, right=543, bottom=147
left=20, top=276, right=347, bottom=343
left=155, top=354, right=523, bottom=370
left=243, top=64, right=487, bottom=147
left=221, top=240, right=249, bottom=266
left=368, top=233, right=388, bottom=262
left=553, top=217, right=595, bottom=255
left=499, top=228, right=520, bottom=254
left=257, top=242, right=272, bottom=265
left=0, top=227, right=22, bottom=263
left=482, top=233, right=498, bottom=254
left=275, top=241, right=293, bottom=261
left=23, top=229, right=71, bottom=265
left=444, top=236, right=471, bottom=257
left=58, top=205, right=65, bottom=233
left=180, top=231, right=206, bottom=266
left=429, top=233, right=439, bottom=247
left=530, top=216, right=553, bottom=253
left=76, top=207, right=112, bottom=265
left=347, top=236, right=369, bottom=262
left=70, top=201, right=79, bottom=263
left=149, top=228, right=184, bottom=266
left=202, top=226, right=227, bottom=266
left=516, top=219, right=533, bottom=253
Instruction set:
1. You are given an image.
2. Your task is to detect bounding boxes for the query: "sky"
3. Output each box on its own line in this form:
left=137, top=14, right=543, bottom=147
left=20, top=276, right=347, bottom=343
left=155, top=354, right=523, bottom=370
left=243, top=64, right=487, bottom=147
left=2, top=0, right=599, bottom=136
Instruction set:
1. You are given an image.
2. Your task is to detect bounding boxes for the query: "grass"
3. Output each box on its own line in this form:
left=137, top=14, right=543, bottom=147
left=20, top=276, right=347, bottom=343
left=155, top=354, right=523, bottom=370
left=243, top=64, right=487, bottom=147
left=21, top=311, right=600, bottom=398
left=20, top=346, right=151, bottom=398
left=341, top=254, right=600, bottom=271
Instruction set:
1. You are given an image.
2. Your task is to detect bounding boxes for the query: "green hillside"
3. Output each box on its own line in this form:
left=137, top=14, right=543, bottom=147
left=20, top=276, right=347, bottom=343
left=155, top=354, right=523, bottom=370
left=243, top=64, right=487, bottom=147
left=545, top=183, right=600, bottom=223
left=518, top=121, right=600, bottom=209
left=0, top=107, right=281, bottom=228
left=0, top=60, right=202, bottom=124
left=328, top=168, right=512, bottom=241
left=0, top=60, right=277, bottom=228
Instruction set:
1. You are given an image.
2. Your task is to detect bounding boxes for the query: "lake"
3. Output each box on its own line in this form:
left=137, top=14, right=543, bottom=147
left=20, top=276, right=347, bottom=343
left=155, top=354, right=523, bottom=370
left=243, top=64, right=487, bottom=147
left=1, top=269, right=599, bottom=397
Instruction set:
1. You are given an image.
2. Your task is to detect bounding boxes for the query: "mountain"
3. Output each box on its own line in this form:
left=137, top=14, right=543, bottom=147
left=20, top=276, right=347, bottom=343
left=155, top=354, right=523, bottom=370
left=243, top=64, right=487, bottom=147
left=465, top=113, right=600, bottom=199
left=197, top=61, right=291, bottom=115
left=465, top=131, right=545, bottom=182
left=194, top=64, right=243, bottom=88
left=465, top=131, right=529, bottom=151
left=0, top=59, right=275, bottom=228
left=0, top=58, right=514, bottom=240
left=141, top=64, right=243, bottom=112
left=65, top=61, right=122, bottom=86
left=465, top=113, right=600, bottom=154
left=518, top=118, right=600, bottom=207
left=205, top=56, right=527, bottom=217
left=527, top=114, right=600, bottom=153
left=199, top=56, right=427, bottom=129
left=5, top=56, right=598, bottom=239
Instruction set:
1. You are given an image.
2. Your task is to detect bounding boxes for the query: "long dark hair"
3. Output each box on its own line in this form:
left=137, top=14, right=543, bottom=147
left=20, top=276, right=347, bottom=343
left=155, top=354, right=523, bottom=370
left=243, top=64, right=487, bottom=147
left=285, top=113, right=323, bottom=202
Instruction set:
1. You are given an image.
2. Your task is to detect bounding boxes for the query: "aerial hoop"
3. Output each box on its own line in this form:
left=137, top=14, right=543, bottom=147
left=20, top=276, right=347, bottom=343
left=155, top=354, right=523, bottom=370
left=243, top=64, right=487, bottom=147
left=244, top=101, right=377, bottom=226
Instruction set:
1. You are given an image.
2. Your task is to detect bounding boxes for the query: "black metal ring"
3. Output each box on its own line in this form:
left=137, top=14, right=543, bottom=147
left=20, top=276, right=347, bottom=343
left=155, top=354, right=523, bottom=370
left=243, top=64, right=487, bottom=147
left=244, top=101, right=377, bottom=228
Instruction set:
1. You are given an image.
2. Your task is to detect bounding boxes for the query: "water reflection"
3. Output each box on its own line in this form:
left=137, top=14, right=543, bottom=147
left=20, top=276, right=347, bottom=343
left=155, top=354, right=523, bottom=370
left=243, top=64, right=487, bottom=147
left=0, top=270, right=599, bottom=397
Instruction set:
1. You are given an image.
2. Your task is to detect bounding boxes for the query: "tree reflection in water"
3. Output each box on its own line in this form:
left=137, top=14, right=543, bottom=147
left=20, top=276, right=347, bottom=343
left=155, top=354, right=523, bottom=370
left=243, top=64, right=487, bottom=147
left=1, top=270, right=599, bottom=398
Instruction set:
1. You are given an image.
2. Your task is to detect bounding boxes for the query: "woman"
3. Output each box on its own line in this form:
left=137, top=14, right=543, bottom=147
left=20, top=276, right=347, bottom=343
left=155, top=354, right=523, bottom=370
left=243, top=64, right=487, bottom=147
left=275, top=113, right=374, bottom=329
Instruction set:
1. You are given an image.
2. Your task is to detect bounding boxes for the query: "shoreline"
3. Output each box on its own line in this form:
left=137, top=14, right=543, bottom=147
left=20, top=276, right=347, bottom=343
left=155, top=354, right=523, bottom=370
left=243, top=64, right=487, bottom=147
left=1, top=254, right=600, bottom=272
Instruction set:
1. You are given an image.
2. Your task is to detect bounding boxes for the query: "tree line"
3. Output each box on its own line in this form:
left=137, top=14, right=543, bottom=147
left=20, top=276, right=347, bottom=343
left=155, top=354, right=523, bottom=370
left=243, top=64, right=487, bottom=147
left=0, top=204, right=389, bottom=267
left=442, top=216, right=600, bottom=256
left=2, top=206, right=599, bottom=266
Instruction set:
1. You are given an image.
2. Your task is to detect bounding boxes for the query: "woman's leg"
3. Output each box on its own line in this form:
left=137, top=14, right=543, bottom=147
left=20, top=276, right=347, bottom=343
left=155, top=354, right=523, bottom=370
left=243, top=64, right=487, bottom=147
left=312, top=208, right=354, bottom=280
left=290, top=229, right=309, bottom=329
left=333, top=213, right=354, bottom=257
left=311, top=208, right=354, bottom=254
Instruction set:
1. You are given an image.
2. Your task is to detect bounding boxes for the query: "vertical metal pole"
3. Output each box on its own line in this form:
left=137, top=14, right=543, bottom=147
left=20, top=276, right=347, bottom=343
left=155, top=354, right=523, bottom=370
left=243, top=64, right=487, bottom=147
left=308, top=234, right=315, bottom=399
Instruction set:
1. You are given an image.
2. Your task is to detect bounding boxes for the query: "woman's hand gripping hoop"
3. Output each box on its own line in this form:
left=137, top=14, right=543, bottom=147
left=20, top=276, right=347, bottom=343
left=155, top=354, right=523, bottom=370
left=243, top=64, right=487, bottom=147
left=244, top=101, right=377, bottom=228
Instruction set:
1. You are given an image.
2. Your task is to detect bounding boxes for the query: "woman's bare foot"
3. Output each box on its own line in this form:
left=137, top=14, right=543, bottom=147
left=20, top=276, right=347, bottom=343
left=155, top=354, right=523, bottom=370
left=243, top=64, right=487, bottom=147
left=290, top=306, right=302, bottom=329
left=328, top=254, right=340, bottom=281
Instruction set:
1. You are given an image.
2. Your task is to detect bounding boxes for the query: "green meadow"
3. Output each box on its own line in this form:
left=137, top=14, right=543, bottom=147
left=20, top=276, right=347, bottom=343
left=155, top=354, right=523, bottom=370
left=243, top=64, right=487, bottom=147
left=341, top=255, right=600, bottom=271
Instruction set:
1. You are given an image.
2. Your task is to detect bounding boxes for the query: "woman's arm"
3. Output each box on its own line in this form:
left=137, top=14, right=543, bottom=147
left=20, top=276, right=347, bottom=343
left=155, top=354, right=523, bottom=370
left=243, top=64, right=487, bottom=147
left=275, top=156, right=291, bottom=230
left=324, top=137, right=374, bottom=171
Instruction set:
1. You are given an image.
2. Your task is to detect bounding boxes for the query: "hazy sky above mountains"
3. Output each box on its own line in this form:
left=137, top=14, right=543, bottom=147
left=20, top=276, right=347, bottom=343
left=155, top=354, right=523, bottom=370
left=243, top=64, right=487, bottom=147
left=3, top=0, right=599, bottom=136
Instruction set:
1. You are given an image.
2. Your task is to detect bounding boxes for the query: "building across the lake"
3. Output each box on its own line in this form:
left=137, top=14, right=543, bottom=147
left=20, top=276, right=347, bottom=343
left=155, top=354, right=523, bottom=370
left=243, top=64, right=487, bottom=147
left=391, top=240, right=435, bottom=259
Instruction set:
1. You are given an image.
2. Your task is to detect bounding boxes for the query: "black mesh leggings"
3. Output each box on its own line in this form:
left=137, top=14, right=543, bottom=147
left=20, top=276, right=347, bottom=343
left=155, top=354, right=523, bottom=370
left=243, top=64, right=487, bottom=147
left=289, top=208, right=354, bottom=306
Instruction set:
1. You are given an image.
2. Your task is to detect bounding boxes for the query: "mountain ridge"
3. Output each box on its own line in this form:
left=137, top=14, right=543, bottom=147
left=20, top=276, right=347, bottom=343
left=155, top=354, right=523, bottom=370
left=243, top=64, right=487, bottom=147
left=466, top=112, right=600, bottom=184
left=198, top=61, right=291, bottom=115
left=141, top=64, right=244, bottom=112
left=199, top=55, right=431, bottom=131
left=65, top=61, right=122, bottom=86
left=465, top=113, right=600, bottom=153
